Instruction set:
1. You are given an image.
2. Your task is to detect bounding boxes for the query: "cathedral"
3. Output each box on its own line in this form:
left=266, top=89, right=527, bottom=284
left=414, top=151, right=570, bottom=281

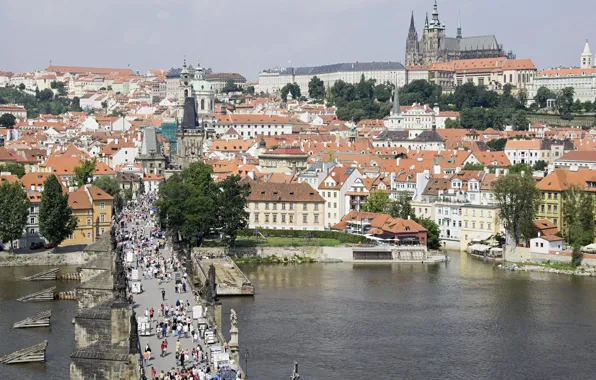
left=405, top=1, right=508, bottom=66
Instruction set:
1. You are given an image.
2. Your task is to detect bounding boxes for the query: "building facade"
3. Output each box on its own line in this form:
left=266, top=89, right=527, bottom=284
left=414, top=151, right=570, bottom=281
left=258, top=62, right=407, bottom=95
left=246, top=182, right=326, bottom=231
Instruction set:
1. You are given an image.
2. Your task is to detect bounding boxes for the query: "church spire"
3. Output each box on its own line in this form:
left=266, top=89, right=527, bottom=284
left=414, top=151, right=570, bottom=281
left=392, top=85, right=400, bottom=116
left=424, top=12, right=429, bottom=29
left=409, top=11, right=416, bottom=32
left=457, top=10, right=462, bottom=39
left=581, top=39, right=593, bottom=69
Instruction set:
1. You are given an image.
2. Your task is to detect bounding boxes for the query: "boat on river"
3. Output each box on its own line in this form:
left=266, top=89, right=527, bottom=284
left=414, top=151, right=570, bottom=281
left=467, top=243, right=503, bottom=262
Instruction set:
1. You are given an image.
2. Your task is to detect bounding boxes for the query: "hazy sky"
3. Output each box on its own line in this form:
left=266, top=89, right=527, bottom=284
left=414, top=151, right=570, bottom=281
left=1, top=0, right=593, bottom=80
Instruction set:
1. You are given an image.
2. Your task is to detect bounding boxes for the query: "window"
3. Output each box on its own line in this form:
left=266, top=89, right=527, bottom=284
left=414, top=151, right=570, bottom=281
left=281, top=214, right=286, bottom=223
left=541, top=205, right=545, bottom=212
left=87, top=232, right=91, bottom=239
left=30, top=217, right=35, bottom=224
left=289, top=203, right=294, bottom=210
left=29, top=228, right=34, bottom=234
left=87, top=218, right=91, bottom=226
left=553, top=205, right=558, bottom=214
left=303, top=215, right=308, bottom=223
left=254, top=213, right=259, bottom=222
left=100, top=214, right=105, bottom=222
left=554, top=193, right=558, bottom=200
left=265, top=203, right=270, bottom=210
left=69, top=234, right=74, bottom=240
left=553, top=218, right=558, bottom=226
left=100, top=202, right=105, bottom=210
left=289, top=215, right=294, bottom=223
left=273, top=203, right=277, bottom=210
left=265, top=214, right=269, bottom=223
left=333, top=202, right=337, bottom=208
left=314, top=215, right=319, bottom=224
left=314, top=204, right=319, bottom=211
left=87, top=209, right=92, bottom=215
left=487, top=223, right=491, bottom=230
left=328, top=202, right=331, bottom=208
left=480, top=223, right=484, bottom=230
left=334, top=192, right=337, bottom=198
left=254, top=203, right=259, bottom=210
left=328, top=213, right=331, bottom=218
left=30, top=207, right=35, bottom=213
left=272, top=215, right=277, bottom=223
left=100, top=228, right=105, bottom=234
left=472, top=222, right=476, bottom=229
left=303, top=204, right=307, bottom=211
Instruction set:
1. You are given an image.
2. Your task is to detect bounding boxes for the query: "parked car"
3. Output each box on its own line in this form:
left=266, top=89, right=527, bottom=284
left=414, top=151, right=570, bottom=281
left=30, top=242, right=45, bottom=250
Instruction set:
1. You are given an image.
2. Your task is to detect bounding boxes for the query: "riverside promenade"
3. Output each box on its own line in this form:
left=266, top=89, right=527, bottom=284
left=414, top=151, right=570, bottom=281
left=121, top=194, right=243, bottom=379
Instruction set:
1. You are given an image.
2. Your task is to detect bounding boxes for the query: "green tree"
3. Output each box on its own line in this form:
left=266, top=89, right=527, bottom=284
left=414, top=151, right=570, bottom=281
left=416, top=217, right=441, bottom=250
left=101, top=101, right=108, bottom=110
left=93, top=176, right=120, bottom=197
left=38, top=88, right=54, bottom=102
left=18, top=83, right=25, bottom=91
left=71, top=97, right=82, bottom=112
left=373, top=82, right=393, bottom=103
left=388, top=192, right=415, bottom=219
left=512, top=110, right=529, bottom=131
left=493, top=171, right=540, bottom=244
left=39, top=175, right=77, bottom=248
left=557, top=87, right=575, bottom=120
left=0, top=113, right=16, bottom=128
left=444, top=118, right=460, bottom=129
left=508, top=163, right=533, bottom=175
left=0, top=163, right=26, bottom=178
left=562, top=185, right=594, bottom=248
left=281, top=83, right=301, bottom=102
left=308, top=76, right=326, bottom=101
left=361, top=190, right=391, bottom=213
left=73, top=158, right=97, bottom=187
left=462, top=163, right=485, bottom=171
left=533, top=86, right=556, bottom=108
left=0, top=181, right=29, bottom=251
left=532, top=160, right=548, bottom=171
left=222, top=79, right=241, bottom=93
left=217, top=175, right=250, bottom=248
left=244, top=86, right=255, bottom=96
left=487, top=138, right=507, bottom=151
left=398, top=80, right=442, bottom=106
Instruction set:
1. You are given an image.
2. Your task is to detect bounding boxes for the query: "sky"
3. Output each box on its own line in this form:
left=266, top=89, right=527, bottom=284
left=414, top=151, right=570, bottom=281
left=1, top=0, right=594, bottom=80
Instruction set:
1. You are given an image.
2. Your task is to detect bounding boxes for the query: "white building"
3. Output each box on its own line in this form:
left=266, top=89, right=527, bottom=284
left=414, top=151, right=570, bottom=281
left=214, top=114, right=293, bottom=137
left=258, top=62, right=407, bottom=95
left=530, top=235, right=564, bottom=254
left=318, top=166, right=363, bottom=227
left=527, top=40, right=596, bottom=103
left=0, top=104, right=27, bottom=119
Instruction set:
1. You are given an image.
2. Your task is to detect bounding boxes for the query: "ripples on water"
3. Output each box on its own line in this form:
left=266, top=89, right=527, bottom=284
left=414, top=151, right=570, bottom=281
left=223, top=252, right=596, bottom=379
left=0, top=266, right=78, bottom=380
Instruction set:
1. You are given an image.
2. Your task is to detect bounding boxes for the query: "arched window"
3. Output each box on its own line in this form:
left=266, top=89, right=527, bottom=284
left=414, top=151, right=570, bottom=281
left=201, top=99, right=205, bottom=110
left=184, top=89, right=188, bottom=97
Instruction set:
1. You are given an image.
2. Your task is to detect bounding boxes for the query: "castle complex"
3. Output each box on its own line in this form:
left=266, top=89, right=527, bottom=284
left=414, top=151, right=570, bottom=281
left=405, top=1, right=509, bottom=66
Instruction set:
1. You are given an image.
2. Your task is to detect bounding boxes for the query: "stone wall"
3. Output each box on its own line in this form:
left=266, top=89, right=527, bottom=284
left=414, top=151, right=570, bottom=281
left=70, top=356, right=137, bottom=380
left=194, top=246, right=354, bottom=261
left=0, top=251, right=96, bottom=267
left=77, top=288, right=114, bottom=310
left=75, top=317, right=111, bottom=349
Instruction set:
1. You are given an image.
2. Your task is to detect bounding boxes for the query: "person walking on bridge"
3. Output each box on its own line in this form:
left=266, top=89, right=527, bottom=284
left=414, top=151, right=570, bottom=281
left=162, top=289, right=166, bottom=301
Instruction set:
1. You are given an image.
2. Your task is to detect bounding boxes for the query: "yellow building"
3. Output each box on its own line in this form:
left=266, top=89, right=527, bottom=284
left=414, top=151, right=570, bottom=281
left=536, top=169, right=596, bottom=228
left=64, top=185, right=113, bottom=246
left=460, top=204, right=501, bottom=251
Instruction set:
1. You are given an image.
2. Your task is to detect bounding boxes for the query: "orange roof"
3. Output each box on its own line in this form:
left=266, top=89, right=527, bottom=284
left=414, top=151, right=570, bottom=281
left=0, top=174, right=19, bottom=184
left=537, top=67, right=596, bottom=78
left=68, top=188, right=92, bottom=210
left=505, top=139, right=541, bottom=150
left=215, top=114, right=292, bottom=125
left=86, top=186, right=113, bottom=201
left=537, top=169, right=596, bottom=192
left=21, top=172, right=53, bottom=189
left=47, top=65, right=135, bottom=76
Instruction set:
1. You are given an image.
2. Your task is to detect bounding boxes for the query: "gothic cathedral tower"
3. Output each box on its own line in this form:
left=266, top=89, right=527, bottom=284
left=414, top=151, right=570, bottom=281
left=405, top=12, right=420, bottom=66
left=422, top=1, right=446, bottom=65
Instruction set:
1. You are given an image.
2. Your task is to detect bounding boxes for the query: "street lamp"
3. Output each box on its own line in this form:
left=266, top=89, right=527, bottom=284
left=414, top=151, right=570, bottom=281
left=244, top=349, right=249, bottom=378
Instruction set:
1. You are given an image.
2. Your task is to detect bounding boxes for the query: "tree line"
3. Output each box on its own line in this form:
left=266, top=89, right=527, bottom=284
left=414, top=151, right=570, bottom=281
left=0, top=85, right=81, bottom=119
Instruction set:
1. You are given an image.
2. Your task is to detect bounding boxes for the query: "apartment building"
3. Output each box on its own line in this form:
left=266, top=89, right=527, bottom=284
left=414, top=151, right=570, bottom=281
left=214, top=114, right=293, bottom=137
left=504, top=139, right=573, bottom=165
left=460, top=204, right=500, bottom=251
left=246, top=182, right=325, bottom=231
left=64, top=185, right=114, bottom=246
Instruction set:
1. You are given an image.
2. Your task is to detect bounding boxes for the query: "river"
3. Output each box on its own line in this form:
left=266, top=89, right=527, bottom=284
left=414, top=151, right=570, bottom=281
left=0, top=265, right=78, bottom=379
left=1, top=254, right=596, bottom=379
left=222, top=252, right=596, bottom=379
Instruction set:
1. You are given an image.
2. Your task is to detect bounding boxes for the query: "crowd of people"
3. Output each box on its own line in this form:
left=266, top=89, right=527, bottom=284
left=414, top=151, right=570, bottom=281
left=119, top=193, right=243, bottom=380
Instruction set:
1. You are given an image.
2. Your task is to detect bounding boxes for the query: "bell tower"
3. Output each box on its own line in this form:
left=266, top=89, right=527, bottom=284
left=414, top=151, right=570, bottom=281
left=179, top=57, right=192, bottom=106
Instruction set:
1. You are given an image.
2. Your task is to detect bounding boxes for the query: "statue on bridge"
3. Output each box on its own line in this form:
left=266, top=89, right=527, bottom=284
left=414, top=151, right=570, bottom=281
left=129, top=311, right=139, bottom=354
left=230, top=309, right=238, bottom=328
left=205, top=264, right=217, bottom=304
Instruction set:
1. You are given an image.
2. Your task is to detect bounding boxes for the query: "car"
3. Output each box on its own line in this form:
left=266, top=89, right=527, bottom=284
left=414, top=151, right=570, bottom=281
left=29, top=242, right=45, bottom=250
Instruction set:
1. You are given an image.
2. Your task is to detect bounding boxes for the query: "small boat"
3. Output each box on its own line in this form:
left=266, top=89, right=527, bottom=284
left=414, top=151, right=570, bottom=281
left=467, top=244, right=503, bottom=262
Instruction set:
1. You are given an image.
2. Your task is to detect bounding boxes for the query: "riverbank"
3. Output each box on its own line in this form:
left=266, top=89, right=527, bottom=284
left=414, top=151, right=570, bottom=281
left=0, top=251, right=96, bottom=267
left=232, top=254, right=319, bottom=265
left=500, top=262, right=596, bottom=276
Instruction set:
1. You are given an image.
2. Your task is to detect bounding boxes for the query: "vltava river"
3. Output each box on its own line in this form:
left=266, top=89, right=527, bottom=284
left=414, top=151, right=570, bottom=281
left=223, top=252, right=596, bottom=379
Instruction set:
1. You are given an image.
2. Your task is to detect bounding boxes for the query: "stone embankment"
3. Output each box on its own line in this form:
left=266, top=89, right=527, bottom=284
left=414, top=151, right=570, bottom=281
left=195, top=246, right=354, bottom=262
left=0, top=251, right=96, bottom=267
left=500, top=263, right=596, bottom=276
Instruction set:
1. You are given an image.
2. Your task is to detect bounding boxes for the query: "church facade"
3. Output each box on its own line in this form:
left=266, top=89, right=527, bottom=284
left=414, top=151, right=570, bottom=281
left=405, top=1, right=508, bottom=66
